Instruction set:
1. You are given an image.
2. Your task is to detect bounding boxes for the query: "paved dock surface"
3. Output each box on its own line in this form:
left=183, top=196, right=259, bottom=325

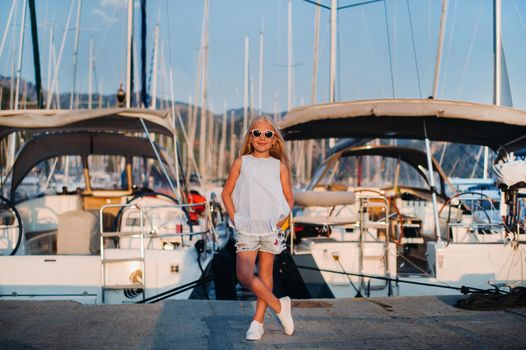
left=1, top=296, right=525, bottom=349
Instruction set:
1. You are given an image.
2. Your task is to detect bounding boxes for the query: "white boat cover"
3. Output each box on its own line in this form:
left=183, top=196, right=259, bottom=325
left=494, top=161, right=526, bottom=188
left=294, top=191, right=356, bottom=207
left=0, top=108, right=175, bottom=138
left=279, top=99, right=526, bottom=151
left=293, top=215, right=357, bottom=226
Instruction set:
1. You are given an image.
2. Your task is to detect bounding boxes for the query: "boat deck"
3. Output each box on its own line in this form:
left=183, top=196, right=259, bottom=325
left=1, top=296, right=525, bottom=349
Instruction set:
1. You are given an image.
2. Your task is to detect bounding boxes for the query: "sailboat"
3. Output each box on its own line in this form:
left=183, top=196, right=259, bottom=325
left=0, top=108, right=227, bottom=304
left=279, top=98, right=526, bottom=298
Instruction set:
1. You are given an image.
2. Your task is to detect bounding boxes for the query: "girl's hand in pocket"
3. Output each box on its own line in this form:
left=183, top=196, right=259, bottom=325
left=276, top=215, right=289, bottom=230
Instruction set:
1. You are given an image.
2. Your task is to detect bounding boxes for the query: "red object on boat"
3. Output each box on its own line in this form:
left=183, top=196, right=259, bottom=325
left=188, top=191, right=206, bottom=221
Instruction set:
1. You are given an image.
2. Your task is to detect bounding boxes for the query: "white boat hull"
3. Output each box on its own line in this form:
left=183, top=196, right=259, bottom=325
left=0, top=246, right=212, bottom=304
left=295, top=239, right=526, bottom=298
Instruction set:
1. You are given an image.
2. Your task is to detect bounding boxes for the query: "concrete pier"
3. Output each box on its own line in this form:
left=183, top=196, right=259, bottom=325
left=1, top=296, right=525, bottom=349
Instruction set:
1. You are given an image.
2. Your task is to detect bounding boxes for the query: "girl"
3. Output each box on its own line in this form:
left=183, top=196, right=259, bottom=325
left=221, top=116, right=294, bottom=341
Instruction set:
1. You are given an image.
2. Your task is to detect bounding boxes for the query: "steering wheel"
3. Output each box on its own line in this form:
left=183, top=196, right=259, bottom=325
left=0, top=195, right=23, bottom=256
left=438, top=191, right=498, bottom=242
left=353, top=188, right=406, bottom=245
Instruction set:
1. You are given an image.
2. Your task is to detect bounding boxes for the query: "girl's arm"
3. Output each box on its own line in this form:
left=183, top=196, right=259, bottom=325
left=280, top=161, right=294, bottom=209
left=277, top=161, right=294, bottom=227
left=221, top=157, right=242, bottom=224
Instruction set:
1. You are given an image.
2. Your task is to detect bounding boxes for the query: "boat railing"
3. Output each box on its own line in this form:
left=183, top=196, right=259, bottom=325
left=441, top=193, right=505, bottom=243
left=99, top=202, right=213, bottom=241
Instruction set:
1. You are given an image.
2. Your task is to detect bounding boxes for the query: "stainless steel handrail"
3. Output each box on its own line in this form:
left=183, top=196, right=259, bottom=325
left=100, top=202, right=146, bottom=304
left=358, top=196, right=390, bottom=292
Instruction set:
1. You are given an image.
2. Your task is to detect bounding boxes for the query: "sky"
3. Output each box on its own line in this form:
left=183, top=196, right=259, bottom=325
left=1, top=0, right=526, bottom=114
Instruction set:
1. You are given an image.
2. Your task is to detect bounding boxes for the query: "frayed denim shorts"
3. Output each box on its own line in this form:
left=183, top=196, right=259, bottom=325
left=234, top=229, right=286, bottom=255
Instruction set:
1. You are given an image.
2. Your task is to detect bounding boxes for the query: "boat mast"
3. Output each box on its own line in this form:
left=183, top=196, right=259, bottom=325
left=190, top=0, right=210, bottom=180
left=140, top=0, right=147, bottom=107
left=8, top=0, right=27, bottom=171
left=432, top=0, right=448, bottom=173
left=486, top=0, right=502, bottom=179
left=311, top=0, right=320, bottom=99
left=307, top=0, right=321, bottom=179
left=258, top=23, right=264, bottom=115
left=426, top=0, right=450, bottom=245
left=198, top=0, right=209, bottom=183
left=287, top=0, right=293, bottom=112
left=150, top=25, right=159, bottom=109
left=329, top=0, right=337, bottom=104
left=88, top=36, right=93, bottom=109
left=328, top=0, right=337, bottom=149
left=125, top=0, right=133, bottom=108
left=206, top=103, right=214, bottom=177
left=210, top=109, right=218, bottom=177
left=9, top=32, right=15, bottom=110
left=288, top=0, right=304, bottom=182
left=432, top=0, right=447, bottom=98
left=187, top=96, right=194, bottom=175
left=70, top=0, right=81, bottom=110
left=218, top=102, right=227, bottom=178
left=493, top=0, right=501, bottom=108
left=229, top=110, right=236, bottom=166
left=133, top=37, right=141, bottom=105
left=169, top=69, right=181, bottom=196
left=28, top=0, right=42, bottom=108
left=243, top=35, right=249, bottom=134
left=188, top=12, right=204, bottom=179
left=14, top=0, right=27, bottom=110
left=45, top=26, right=53, bottom=107
left=250, top=76, right=255, bottom=122
left=50, top=28, right=61, bottom=108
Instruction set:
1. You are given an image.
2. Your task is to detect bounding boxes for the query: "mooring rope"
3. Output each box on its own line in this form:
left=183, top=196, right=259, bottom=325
left=295, top=264, right=508, bottom=295
left=136, top=276, right=214, bottom=304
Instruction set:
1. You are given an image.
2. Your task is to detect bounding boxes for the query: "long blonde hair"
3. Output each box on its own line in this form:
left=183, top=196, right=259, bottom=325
left=240, top=116, right=290, bottom=167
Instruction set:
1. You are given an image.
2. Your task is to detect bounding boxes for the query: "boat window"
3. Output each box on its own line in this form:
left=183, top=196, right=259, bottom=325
left=438, top=143, right=495, bottom=180
left=131, top=157, right=177, bottom=195
left=317, top=156, right=439, bottom=192
left=14, top=156, right=85, bottom=202
left=87, top=155, right=127, bottom=190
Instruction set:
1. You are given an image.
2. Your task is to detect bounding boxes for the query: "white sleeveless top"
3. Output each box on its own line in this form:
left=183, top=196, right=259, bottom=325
left=231, top=154, right=291, bottom=236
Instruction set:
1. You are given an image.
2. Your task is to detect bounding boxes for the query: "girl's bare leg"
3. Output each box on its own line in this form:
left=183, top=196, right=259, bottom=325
left=236, top=250, right=281, bottom=313
left=253, top=251, right=275, bottom=323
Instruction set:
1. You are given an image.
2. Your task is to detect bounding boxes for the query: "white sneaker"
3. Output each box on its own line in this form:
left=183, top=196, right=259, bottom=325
left=276, top=296, right=294, bottom=335
left=245, top=320, right=264, bottom=341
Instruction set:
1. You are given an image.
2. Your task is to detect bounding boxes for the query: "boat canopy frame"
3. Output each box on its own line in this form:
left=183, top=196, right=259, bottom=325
left=4, top=132, right=173, bottom=202
left=310, top=145, right=451, bottom=199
